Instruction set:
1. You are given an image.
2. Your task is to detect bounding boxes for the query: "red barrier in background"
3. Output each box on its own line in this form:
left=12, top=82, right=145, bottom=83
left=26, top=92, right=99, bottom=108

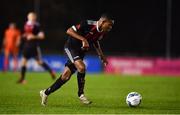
left=155, top=58, right=180, bottom=76
left=105, top=57, right=180, bottom=76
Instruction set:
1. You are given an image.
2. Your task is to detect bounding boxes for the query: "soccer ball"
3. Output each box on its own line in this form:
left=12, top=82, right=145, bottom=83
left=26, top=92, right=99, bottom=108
left=126, top=92, right=142, bottom=107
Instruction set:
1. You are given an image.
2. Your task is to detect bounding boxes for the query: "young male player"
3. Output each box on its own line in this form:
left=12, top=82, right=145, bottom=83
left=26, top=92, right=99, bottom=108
left=40, top=14, right=114, bottom=106
left=17, top=12, right=56, bottom=84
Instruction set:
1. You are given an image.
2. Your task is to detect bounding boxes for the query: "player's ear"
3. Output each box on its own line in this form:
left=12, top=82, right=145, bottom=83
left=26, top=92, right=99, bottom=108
left=98, top=19, right=103, bottom=26
left=99, top=17, right=106, bottom=22
left=111, top=20, right=115, bottom=25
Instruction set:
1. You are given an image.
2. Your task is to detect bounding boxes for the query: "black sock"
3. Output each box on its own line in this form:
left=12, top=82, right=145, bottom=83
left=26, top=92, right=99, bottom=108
left=41, top=62, right=56, bottom=78
left=41, top=62, right=52, bottom=72
left=77, top=72, right=86, bottom=97
left=45, top=75, right=68, bottom=95
left=20, top=66, right=26, bottom=81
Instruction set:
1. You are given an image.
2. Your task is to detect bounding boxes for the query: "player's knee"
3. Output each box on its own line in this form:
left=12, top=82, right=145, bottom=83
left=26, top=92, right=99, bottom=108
left=22, top=58, right=27, bottom=66
left=37, top=60, right=43, bottom=65
left=61, top=68, right=71, bottom=81
left=77, top=65, right=86, bottom=73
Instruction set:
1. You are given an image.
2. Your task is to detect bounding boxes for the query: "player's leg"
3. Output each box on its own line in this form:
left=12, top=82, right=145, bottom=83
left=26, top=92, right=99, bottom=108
left=36, top=47, right=56, bottom=79
left=44, top=66, right=73, bottom=95
left=3, top=48, right=10, bottom=71
left=36, top=59, right=56, bottom=79
left=17, top=46, right=32, bottom=83
left=74, top=59, right=91, bottom=104
left=40, top=62, right=76, bottom=106
left=64, top=48, right=86, bottom=96
left=12, top=48, right=18, bottom=71
left=74, top=59, right=86, bottom=96
left=64, top=47, right=91, bottom=104
left=17, top=57, right=27, bottom=84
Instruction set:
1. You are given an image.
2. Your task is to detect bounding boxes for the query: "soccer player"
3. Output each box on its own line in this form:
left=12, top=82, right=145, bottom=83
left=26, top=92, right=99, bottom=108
left=40, top=14, right=114, bottom=106
left=17, top=12, right=56, bottom=84
left=3, top=23, right=21, bottom=71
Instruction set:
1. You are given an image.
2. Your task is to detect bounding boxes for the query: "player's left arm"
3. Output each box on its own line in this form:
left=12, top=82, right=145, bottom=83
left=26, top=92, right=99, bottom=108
left=37, top=31, right=45, bottom=40
left=33, top=23, right=45, bottom=40
left=26, top=23, right=45, bottom=40
left=93, top=41, right=108, bottom=66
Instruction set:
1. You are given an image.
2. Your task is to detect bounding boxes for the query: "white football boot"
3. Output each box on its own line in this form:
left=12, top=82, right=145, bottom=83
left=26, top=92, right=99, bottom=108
left=79, top=94, right=92, bottom=105
left=40, top=89, right=48, bottom=106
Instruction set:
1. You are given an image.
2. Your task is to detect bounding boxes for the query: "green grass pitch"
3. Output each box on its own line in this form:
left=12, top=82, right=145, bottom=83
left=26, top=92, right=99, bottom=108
left=0, top=72, right=180, bottom=114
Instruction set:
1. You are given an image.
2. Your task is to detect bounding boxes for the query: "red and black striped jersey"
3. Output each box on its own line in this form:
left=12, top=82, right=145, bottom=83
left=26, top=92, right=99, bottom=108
left=24, top=21, right=41, bottom=36
left=23, top=21, right=42, bottom=48
left=72, top=20, right=104, bottom=41
left=65, top=20, right=105, bottom=50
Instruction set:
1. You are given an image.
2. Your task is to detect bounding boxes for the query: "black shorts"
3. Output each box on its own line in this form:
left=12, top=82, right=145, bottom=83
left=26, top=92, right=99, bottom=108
left=22, top=46, right=41, bottom=60
left=64, top=47, right=85, bottom=63
left=64, top=47, right=85, bottom=73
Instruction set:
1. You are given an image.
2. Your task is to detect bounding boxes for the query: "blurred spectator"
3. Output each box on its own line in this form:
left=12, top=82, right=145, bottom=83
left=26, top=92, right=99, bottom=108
left=2, top=23, right=21, bottom=71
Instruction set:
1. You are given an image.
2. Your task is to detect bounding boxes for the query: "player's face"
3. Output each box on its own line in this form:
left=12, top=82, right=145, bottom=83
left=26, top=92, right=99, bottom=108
left=9, top=23, right=16, bottom=29
left=28, top=13, right=37, bottom=22
left=101, top=20, right=113, bottom=32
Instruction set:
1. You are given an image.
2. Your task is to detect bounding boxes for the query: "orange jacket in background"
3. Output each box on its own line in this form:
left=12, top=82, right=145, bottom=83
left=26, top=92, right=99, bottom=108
left=4, top=28, right=21, bottom=50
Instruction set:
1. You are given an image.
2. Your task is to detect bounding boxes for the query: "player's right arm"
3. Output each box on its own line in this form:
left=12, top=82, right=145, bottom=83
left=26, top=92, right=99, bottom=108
left=66, top=28, right=89, bottom=49
left=66, top=21, right=89, bottom=49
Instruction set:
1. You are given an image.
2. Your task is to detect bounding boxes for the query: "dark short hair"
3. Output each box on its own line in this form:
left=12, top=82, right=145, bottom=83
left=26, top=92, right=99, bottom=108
left=101, top=13, right=114, bottom=23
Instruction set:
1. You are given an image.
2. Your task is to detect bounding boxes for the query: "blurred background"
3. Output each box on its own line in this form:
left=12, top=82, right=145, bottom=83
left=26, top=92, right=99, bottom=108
left=1, top=0, right=180, bottom=76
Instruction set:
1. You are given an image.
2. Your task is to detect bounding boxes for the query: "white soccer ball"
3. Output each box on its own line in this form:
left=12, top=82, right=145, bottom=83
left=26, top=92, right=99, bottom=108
left=126, top=92, right=142, bottom=107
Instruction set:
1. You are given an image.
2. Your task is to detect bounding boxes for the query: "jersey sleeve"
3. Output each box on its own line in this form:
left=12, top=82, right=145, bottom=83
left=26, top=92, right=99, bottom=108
left=71, top=20, right=88, bottom=32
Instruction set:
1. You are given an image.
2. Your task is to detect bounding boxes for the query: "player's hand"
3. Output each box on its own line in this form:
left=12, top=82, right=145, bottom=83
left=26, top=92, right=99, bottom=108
left=102, top=57, right=108, bottom=66
left=81, top=39, right=89, bottom=51
left=27, top=34, right=36, bottom=40
left=99, top=55, right=108, bottom=66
